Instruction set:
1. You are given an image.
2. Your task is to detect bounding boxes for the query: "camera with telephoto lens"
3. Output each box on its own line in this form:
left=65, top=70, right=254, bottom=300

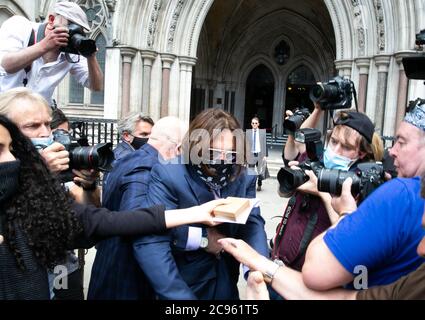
left=309, top=76, right=354, bottom=110
left=317, top=162, right=385, bottom=201
left=284, top=108, right=311, bottom=135
left=403, top=29, right=425, bottom=80
left=52, top=129, right=114, bottom=182
left=60, top=23, right=97, bottom=57
left=278, top=128, right=324, bottom=197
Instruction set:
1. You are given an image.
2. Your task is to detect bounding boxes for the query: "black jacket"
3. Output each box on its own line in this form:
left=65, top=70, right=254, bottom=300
left=0, top=202, right=166, bottom=300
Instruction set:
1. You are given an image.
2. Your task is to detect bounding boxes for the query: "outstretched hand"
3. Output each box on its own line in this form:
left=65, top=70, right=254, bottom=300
left=246, top=271, right=270, bottom=300
left=218, top=238, right=264, bottom=270
left=196, top=199, right=231, bottom=227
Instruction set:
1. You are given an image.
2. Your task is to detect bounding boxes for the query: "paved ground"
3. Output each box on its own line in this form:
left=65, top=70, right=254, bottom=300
left=81, top=148, right=288, bottom=300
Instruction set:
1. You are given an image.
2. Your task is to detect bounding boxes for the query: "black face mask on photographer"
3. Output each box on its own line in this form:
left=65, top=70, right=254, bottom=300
left=130, top=136, right=149, bottom=150
left=0, top=160, right=20, bottom=206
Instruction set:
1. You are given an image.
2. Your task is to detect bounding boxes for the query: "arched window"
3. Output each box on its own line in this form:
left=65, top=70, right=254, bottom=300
left=90, top=33, right=106, bottom=105
left=69, top=71, right=84, bottom=104
left=287, top=65, right=316, bottom=85
left=68, top=33, right=106, bottom=105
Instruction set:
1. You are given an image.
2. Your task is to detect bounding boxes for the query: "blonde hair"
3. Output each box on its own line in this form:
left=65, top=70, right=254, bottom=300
left=330, top=125, right=383, bottom=162
left=0, top=88, right=51, bottom=118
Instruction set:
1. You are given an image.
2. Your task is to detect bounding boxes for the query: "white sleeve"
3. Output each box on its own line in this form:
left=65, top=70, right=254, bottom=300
left=0, top=16, right=33, bottom=67
left=69, top=55, right=90, bottom=87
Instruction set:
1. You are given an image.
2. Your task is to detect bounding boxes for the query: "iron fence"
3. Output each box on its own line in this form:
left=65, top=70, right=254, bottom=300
left=68, top=117, right=120, bottom=147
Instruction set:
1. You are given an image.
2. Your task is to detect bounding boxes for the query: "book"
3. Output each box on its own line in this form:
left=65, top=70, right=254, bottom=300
left=213, top=197, right=251, bottom=221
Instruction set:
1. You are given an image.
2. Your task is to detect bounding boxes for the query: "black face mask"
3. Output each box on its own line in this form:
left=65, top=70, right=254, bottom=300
left=194, top=163, right=234, bottom=191
left=0, top=160, right=20, bottom=206
left=131, top=137, right=149, bottom=150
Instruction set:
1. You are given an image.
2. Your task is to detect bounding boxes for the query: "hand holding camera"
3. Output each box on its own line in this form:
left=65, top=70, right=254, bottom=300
left=40, top=142, right=70, bottom=173
left=73, top=169, right=99, bottom=190
left=60, top=23, right=97, bottom=58
left=330, top=178, right=358, bottom=216
left=42, top=26, right=69, bottom=52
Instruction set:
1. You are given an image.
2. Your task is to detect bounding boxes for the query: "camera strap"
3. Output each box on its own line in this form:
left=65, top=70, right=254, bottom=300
left=23, top=23, right=47, bottom=87
left=271, top=195, right=297, bottom=260
left=272, top=194, right=319, bottom=264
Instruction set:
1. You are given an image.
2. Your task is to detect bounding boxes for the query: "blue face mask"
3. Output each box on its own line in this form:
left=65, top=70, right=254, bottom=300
left=31, top=135, right=54, bottom=150
left=323, top=146, right=357, bottom=171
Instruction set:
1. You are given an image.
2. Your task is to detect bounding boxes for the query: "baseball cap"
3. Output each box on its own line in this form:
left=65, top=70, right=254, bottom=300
left=54, top=1, right=90, bottom=31
left=333, top=111, right=375, bottom=143
left=404, top=99, right=425, bottom=132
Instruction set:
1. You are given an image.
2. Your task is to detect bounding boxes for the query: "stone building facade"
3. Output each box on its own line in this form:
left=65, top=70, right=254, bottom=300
left=1, top=0, right=424, bottom=136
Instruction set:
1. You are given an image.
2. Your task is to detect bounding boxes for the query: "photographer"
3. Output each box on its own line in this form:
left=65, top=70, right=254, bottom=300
left=0, top=1, right=103, bottom=105
left=50, top=107, right=100, bottom=207
left=274, top=102, right=383, bottom=275
left=302, top=100, right=425, bottom=291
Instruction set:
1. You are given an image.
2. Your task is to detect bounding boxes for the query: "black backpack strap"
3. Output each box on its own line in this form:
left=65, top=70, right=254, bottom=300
left=296, top=211, right=318, bottom=259
left=23, top=23, right=47, bottom=87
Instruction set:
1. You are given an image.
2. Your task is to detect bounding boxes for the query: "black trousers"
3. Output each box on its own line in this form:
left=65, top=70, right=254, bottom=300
left=53, top=268, right=84, bottom=300
left=249, top=153, right=262, bottom=187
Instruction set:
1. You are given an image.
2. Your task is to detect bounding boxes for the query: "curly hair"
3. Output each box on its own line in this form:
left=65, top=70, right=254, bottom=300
left=0, top=116, right=82, bottom=270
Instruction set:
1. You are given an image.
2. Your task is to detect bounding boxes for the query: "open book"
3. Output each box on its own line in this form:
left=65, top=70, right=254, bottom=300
left=212, top=197, right=261, bottom=225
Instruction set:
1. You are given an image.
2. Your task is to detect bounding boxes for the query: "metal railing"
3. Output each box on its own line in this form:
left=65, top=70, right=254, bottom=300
left=68, top=117, right=120, bottom=147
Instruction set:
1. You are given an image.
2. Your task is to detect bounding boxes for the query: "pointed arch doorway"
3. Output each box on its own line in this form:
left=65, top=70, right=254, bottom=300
left=244, top=64, right=275, bottom=130
left=285, top=65, right=316, bottom=114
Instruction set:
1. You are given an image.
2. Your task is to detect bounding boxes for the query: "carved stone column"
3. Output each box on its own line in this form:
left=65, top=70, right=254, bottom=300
left=374, top=55, right=392, bottom=134
left=120, top=47, right=137, bottom=117
left=334, top=59, right=353, bottom=78
left=160, top=53, right=176, bottom=117
left=179, top=56, right=197, bottom=124
left=141, top=50, right=158, bottom=115
left=394, top=51, right=413, bottom=132
left=355, top=58, right=371, bottom=113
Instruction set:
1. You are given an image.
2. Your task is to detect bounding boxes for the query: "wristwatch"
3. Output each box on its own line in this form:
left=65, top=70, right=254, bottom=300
left=263, top=259, right=284, bottom=284
left=200, top=236, right=209, bottom=249
left=200, top=228, right=209, bottom=249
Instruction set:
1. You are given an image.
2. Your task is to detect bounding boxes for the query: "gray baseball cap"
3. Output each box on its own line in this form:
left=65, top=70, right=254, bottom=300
left=54, top=1, right=90, bottom=31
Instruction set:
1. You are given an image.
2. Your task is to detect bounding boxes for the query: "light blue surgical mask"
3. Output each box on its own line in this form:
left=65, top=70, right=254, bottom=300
left=31, top=135, right=54, bottom=150
left=323, top=146, right=357, bottom=171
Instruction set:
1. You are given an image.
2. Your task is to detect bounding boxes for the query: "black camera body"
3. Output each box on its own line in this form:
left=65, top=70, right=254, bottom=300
left=278, top=128, right=324, bottom=197
left=60, top=23, right=97, bottom=57
left=284, top=108, right=311, bottom=135
left=278, top=160, right=324, bottom=197
left=403, top=29, right=425, bottom=80
left=416, top=29, right=425, bottom=46
left=309, top=76, right=353, bottom=110
left=317, top=162, right=385, bottom=201
left=278, top=127, right=385, bottom=201
left=52, top=129, right=114, bottom=182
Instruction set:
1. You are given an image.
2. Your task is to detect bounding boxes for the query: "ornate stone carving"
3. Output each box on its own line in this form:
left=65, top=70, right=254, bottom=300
left=373, top=0, right=385, bottom=51
left=188, top=0, right=208, bottom=55
left=167, top=0, right=185, bottom=52
left=147, top=0, right=162, bottom=49
left=105, top=0, right=116, bottom=12
left=351, top=0, right=366, bottom=56
left=76, top=0, right=114, bottom=45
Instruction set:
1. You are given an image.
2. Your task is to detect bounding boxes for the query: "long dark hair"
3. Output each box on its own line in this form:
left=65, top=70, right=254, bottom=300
left=0, top=116, right=82, bottom=270
left=182, top=109, right=245, bottom=179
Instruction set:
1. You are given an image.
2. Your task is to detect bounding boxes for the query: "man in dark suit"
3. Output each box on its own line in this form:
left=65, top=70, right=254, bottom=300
left=114, top=113, right=154, bottom=161
left=88, top=116, right=187, bottom=300
left=247, top=117, right=268, bottom=191
left=133, top=109, right=269, bottom=300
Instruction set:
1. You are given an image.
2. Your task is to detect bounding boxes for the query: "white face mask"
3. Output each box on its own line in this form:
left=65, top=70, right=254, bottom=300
left=323, top=146, right=358, bottom=171
left=31, top=135, right=54, bottom=150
